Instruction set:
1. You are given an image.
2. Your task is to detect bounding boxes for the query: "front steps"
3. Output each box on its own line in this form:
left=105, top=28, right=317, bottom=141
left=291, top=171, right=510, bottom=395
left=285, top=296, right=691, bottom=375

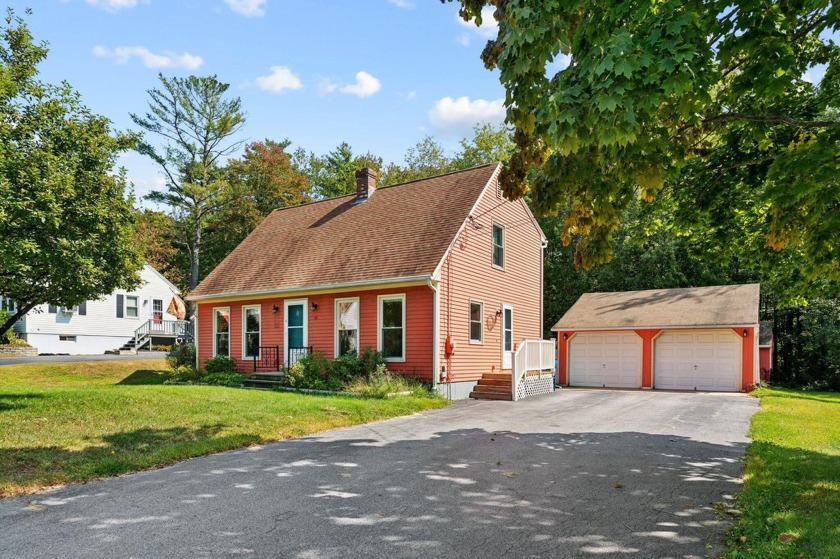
left=469, top=372, right=512, bottom=401
left=242, top=372, right=285, bottom=390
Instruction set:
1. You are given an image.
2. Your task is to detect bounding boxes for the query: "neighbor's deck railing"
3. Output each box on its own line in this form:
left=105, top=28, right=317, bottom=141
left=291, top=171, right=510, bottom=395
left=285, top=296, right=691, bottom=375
left=133, top=319, right=193, bottom=349
left=512, top=339, right=556, bottom=401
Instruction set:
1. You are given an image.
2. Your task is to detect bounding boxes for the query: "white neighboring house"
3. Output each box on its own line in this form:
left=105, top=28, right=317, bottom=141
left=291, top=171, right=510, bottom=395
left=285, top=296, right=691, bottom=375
left=6, top=264, right=191, bottom=355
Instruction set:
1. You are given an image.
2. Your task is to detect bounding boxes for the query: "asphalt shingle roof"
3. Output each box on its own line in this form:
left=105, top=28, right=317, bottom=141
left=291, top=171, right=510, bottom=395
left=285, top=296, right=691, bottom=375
left=190, top=163, right=500, bottom=298
left=552, top=284, right=761, bottom=330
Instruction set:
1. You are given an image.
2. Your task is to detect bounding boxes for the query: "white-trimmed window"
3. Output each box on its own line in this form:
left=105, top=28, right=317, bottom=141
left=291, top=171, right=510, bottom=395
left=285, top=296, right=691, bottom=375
left=378, top=294, right=405, bottom=362
left=336, top=298, right=359, bottom=357
left=469, top=301, right=483, bottom=344
left=214, top=307, right=230, bottom=357
left=243, top=305, right=261, bottom=358
left=492, top=223, right=505, bottom=268
left=59, top=335, right=77, bottom=342
left=1, top=297, right=16, bottom=313
left=125, top=296, right=139, bottom=318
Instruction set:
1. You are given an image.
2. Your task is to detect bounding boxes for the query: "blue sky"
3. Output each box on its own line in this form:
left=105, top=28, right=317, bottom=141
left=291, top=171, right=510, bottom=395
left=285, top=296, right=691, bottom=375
left=23, top=0, right=506, bottom=199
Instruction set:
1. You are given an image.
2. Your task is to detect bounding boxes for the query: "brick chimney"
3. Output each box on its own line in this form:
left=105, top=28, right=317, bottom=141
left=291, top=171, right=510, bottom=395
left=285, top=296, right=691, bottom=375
left=354, top=167, right=377, bottom=202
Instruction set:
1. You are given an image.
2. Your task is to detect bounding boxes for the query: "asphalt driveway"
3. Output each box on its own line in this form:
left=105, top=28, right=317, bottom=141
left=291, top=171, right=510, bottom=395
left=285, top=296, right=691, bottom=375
left=0, top=389, right=758, bottom=558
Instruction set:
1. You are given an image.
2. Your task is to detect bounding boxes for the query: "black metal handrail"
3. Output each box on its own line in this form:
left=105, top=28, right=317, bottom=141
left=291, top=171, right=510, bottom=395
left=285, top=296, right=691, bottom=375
left=254, top=345, right=281, bottom=372
left=288, top=346, right=312, bottom=367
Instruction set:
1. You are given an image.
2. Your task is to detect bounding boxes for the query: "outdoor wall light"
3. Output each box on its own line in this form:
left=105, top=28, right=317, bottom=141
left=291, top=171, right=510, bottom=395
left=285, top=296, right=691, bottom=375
left=563, top=333, right=568, bottom=340
left=310, top=302, right=319, bottom=312
left=743, top=329, right=749, bottom=337
left=272, top=305, right=280, bottom=314
left=495, top=309, right=502, bottom=318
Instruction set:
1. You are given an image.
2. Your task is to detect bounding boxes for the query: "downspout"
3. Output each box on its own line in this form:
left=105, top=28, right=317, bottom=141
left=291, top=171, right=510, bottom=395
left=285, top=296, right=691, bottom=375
left=428, top=277, right=439, bottom=390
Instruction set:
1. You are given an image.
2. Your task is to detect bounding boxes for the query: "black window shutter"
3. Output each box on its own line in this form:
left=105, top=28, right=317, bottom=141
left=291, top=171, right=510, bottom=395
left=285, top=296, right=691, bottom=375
left=48, top=305, right=57, bottom=314
left=79, top=301, right=87, bottom=316
left=116, top=294, right=124, bottom=318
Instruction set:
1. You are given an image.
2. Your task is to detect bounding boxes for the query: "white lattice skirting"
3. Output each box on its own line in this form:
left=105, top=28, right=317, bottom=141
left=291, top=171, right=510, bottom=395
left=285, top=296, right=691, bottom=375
left=515, top=371, right=555, bottom=400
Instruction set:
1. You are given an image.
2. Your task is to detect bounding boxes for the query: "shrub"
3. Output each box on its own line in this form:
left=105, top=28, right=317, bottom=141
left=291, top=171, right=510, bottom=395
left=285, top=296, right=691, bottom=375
left=343, top=364, right=433, bottom=398
left=152, top=343, right=172, bottom=351
left=204, top=355, right=238, bottom=375
left=203, top=372, right=247, bottom=387
left=280, top=348, right=387, bottom=391
left=1, top=331, right=30, bottom=347
left=166, top=342, right=196, bottom=369
left=166, top=364, right=201, bottom=383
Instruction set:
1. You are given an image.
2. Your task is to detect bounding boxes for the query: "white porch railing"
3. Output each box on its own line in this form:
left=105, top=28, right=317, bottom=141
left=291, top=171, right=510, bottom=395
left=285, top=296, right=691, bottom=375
left=512, top=339, right=557, bottom=401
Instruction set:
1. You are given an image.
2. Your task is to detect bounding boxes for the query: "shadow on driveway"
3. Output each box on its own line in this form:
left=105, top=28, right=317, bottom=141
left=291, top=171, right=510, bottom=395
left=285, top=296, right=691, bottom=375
left=1, top=423, right=749, bottom=558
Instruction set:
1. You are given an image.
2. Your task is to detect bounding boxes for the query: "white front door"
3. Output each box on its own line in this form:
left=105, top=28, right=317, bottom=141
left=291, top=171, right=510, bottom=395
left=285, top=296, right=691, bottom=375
left=501, top=304, right=513, bottom=369
left=569, top=332, right=642, bottom=388
left=654, top=330, right=741, bottom=391
left=284, top=299, right=308, bottom=366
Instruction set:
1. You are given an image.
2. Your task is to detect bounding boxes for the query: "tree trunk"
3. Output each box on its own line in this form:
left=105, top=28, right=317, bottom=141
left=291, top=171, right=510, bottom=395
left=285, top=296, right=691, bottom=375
left=188, top=224, right=202, bottom=318
left=0, top=302, right=37, bottom=340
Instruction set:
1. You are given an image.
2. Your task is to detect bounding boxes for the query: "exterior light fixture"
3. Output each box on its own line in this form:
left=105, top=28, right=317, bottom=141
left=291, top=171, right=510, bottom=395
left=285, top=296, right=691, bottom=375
left=495, top=309, right=502, bottom=318
left=272, top=305, right=279, bottom=314
left=743, top=329, right=749, bottom=337
left=563, top=333, right=568, bottom=340
left=310, top=302, right=319, bottom=311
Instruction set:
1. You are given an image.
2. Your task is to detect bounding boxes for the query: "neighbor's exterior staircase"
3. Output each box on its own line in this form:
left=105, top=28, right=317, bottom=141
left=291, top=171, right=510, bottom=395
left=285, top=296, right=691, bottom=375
left=469, top=372, right=513, bottom=401
left=118, top=319, right=193, bottom=354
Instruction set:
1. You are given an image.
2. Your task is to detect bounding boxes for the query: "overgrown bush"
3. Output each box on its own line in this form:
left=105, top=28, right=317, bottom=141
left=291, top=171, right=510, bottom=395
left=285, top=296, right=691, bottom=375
left=0, top=310, right=29, bottom=346
left=280, top=347, right=387, bottom=391
left=152, top=343, right=172, bottom=351
left=166, top=342, right=196, bottom=369
left=343, top=364, right=433, bottom=398
left=204, top=355, right=238, bottom=375
left=165, top=364, right=202, bottom=383
left=203, top=372, right=247, bottom=387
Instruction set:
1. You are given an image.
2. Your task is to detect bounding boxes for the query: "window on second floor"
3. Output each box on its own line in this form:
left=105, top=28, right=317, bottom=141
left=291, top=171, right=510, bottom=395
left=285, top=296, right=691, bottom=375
left=492, top=223, right=505, bottom=268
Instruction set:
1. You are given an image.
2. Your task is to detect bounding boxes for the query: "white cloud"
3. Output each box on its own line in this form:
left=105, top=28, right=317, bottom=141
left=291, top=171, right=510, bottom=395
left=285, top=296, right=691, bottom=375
left=388, top=0, right=413, bottom=8
left=93, top=46, right=204, bottom=70
left=339, top=71, right=381, bottom=98
left=224, top=0, right=267, bottom=16
left=255, top=66, right=303, bottom=93
left=428, top=96, right=505, bottom=135
left=456, top=6, right=498, bottom=39
left=85, top=0, right=140, bottom=10
left=457, top=34, right=471, bottom=47
left=317, top=77, right=338, bottom=95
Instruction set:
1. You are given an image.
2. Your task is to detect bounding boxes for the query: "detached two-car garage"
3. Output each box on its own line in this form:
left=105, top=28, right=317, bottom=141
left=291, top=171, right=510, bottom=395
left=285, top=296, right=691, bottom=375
left=553, top=284, right=760, bottom=392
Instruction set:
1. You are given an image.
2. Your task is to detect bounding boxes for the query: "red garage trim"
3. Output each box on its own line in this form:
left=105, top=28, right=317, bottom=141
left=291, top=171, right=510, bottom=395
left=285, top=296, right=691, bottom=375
left=734, top=327, right=757, bottom=391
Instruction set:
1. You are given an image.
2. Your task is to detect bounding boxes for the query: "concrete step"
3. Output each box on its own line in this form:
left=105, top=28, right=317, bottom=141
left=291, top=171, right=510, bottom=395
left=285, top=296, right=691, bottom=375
left=469, top=391, right=512, bottom=401
left=242, top=378, right=284, bottom=387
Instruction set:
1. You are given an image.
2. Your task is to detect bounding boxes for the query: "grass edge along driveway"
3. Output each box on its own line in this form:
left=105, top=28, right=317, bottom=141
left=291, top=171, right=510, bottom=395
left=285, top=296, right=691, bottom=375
left=0, top=360, right=448, bottom=498
left=726, top=388, right=840, bottom=558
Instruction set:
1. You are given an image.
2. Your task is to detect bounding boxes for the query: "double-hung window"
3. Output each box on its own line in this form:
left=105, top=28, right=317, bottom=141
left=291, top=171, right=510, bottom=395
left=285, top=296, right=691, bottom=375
left=492, top=223, right=505, bottom=268
left=214, top=307, right=230, bottom=356
left=469, top=301, right=483, bottom=344
left=378, top=295, right=405, bottom=362
left=336, top=298, right=359, bottom=357
left=125, top=296, right=139, bottom=318
left=243, top=305, right=261, bottom=358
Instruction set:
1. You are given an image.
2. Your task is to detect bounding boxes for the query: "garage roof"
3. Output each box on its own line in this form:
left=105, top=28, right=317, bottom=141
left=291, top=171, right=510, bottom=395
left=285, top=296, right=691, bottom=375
left=552, top=284, right=760, bottom=331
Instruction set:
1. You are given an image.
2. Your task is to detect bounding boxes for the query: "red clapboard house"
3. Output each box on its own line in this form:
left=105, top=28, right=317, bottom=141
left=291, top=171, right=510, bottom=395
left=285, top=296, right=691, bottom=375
left=187, top=164, right=550, bottom=399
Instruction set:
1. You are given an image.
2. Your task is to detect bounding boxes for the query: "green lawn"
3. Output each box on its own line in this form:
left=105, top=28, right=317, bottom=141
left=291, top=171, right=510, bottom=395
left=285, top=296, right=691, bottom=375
left=727, top=388, right=840, bottom=558
left=0, top=360, right=447, bottom=498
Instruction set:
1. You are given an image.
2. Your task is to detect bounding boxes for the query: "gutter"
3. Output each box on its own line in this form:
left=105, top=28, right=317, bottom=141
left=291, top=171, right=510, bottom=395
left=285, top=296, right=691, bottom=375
left=187, top=275, right=433, bottom=302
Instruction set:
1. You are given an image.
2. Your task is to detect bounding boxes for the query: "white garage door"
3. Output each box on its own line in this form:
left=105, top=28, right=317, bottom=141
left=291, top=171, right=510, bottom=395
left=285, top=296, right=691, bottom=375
left=654, top=330, right=741, bottom=391
left=569, top=332, right=641, bottom=388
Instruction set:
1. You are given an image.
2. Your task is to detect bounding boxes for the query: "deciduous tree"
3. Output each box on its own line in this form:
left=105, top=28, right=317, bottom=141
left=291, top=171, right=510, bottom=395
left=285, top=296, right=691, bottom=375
left=0, top=9, right=142, bottom=338
left=448, top=0, right=839, bottom=283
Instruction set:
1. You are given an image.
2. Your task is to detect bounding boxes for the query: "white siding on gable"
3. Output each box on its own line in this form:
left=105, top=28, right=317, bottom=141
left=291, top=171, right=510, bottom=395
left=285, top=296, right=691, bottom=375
left=18, top=265, right=180, bottom=355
